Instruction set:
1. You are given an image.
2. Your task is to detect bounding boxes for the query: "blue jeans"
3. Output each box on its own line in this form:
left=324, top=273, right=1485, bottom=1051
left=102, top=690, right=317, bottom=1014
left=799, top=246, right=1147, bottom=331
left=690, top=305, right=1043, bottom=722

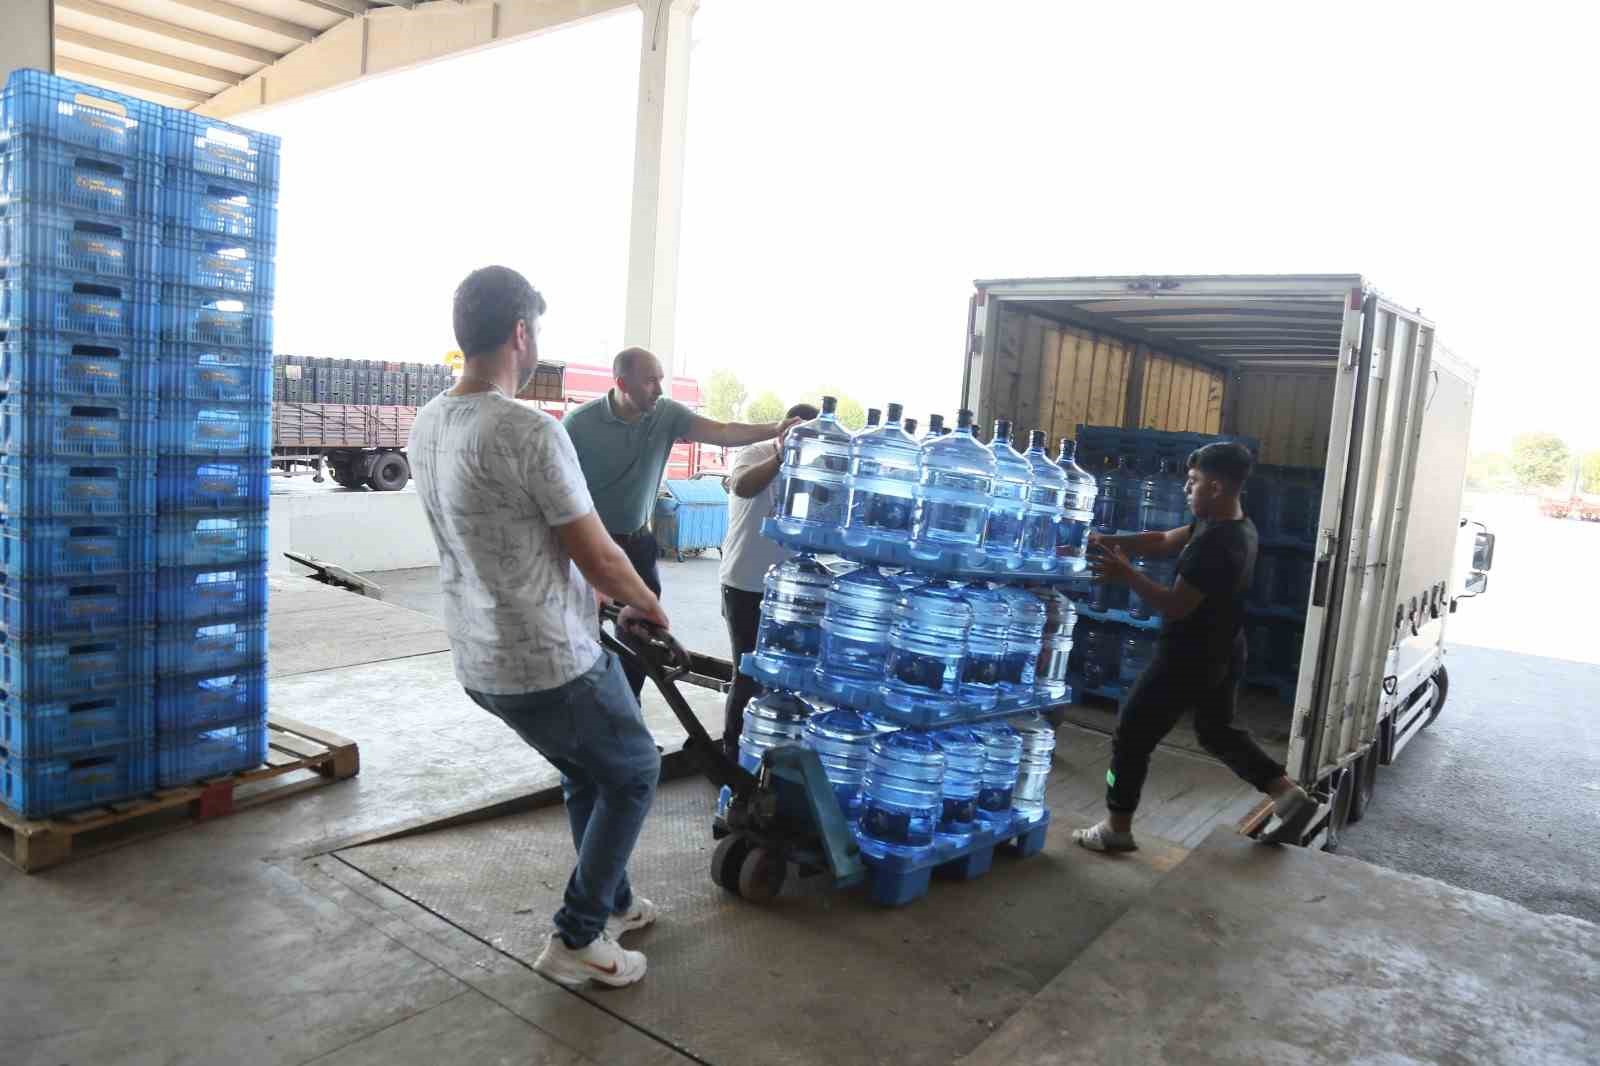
left=466, top=650, right=661, bottom=948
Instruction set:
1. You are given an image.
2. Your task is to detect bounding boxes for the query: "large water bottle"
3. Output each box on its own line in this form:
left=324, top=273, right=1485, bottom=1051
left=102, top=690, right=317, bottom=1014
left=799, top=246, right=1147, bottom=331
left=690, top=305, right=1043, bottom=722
left=928, top=728, right=986, bottom=844
left=1128, top=555, right=1176, bottom=619
left=843, top=402, right=920, bottom=545
left=955, top=583, right=1009, bottom=711
left=804, top=708, right=878, bottom=819
left=738, top=691, right=813, bottom=774
left=775, top=396, right=853, bottom=530
left=1138, top=457, right=1188, bottom=531
left=1089, top=567, right=1129, bottom=614
left=1032, top=588, right=1077, bottom=700
left=1119, top=629, right=1156, bottom=685
left=816, top=563, right=900, bottom=693
left=971, top=723, right=1023, bottom=826
left=1020, top=430, right=1066, bottom=566
left=1011, top=715, right=1057, bottom=823
left=910, top=409, right=995, bottom=551
left=880, top=581, right=971, bottom=719
left=858, top=731, right=945, bottom=859
left=995, top=585, right=1045, bottom=699
left=1095, top=456, right=1139, bottom=533
left=753, top=553, right=831, bottom=672
left=1074, top=619, right=1122, bottom=690
left=1055, top=438, right=1097, bottom=571
left=982, top=419, right=1032, bottom=565
left=919, top=414, right=945, bottom=443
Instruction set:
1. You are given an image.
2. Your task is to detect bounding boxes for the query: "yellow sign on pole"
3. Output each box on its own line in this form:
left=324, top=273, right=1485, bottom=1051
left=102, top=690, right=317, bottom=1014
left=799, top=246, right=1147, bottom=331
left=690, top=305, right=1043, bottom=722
left=444, top=350, right=463, bottom=374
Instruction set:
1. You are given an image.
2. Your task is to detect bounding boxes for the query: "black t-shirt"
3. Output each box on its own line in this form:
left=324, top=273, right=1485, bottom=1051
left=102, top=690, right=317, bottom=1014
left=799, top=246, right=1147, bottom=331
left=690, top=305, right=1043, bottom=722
left=1159, top=517, right=1258, bottom=662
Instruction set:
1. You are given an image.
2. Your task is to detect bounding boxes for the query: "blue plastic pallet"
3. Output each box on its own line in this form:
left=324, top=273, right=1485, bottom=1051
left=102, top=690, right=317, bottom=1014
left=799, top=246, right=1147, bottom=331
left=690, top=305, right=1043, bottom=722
left=0, top=569, right=155, bottom=638
left=160, top=230, right=274, bottom=296
left=156, top=616, right=267, bottom=677
left=0, top=683, right=154, bottom=759
left=1, top=70, right=164, bottom=160
left=1070, top=672, right=1131, bottom=703
left=0, top=456, right=155, bottom=518
left=165, top=112, right=280, bottom=189
left=156, top=455, right=268, bottom=513
left=160, top=283, right=272, bottom=348
left=0, top=626, right=154, bottom=699
left=155, top=663, right=265, bottom=731
left=0, top=135, right=163, bottom=220
left=156, top=710, right=266, bottom=788
left=855, top=810, right=1050, bottom=906
left=0, top=267, right=158, bottom=338
left=0, top=736, right=155, bottom=818
left=157, top=397, right=270, bottom=456
left=0, top=515, right=155, bottom=577
left=162, top=169, right=276, bottom=241
left=160, top=341, right=271, bottom=403
left=1074, top=602, right=1163, bottom=631
left=0, top=330, right=158, bottom=400
left=0, top=203, right=160, bottom=279
left=156, top=511, right=268, bottom=569
left=760, top=517, right=1088, bottom=587
left=0, top=393, right=157, bottom=457
left=156, top=561, right=267, bottom=624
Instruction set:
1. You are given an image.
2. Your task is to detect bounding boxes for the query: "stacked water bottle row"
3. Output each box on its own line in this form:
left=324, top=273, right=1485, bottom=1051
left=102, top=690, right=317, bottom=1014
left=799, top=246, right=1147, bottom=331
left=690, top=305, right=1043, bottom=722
left=768, top=399, right=1099, bottom=580
left=1244, top=465, right=1322, bottom=693
left=0, top=71, right=275, bottom=817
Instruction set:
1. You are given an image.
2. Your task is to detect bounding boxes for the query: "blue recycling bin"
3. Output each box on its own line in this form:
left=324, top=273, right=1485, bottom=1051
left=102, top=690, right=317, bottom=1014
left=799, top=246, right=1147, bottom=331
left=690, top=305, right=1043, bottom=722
left=654, top=477, right=730, bottom=560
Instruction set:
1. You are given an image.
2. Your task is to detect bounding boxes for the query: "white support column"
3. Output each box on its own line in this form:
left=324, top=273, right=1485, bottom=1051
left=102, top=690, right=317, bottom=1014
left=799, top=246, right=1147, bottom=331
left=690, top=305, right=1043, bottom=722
left=2, top=0, right=55, bottom=83
left=623, top=0, right=697, bottom=382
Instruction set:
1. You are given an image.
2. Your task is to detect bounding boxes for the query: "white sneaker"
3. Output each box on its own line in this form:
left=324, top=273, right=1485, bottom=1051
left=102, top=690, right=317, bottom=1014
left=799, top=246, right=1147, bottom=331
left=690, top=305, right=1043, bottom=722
left=606, top=896, right=659, bottom=938
left=533, top=931, right=647, bottom=988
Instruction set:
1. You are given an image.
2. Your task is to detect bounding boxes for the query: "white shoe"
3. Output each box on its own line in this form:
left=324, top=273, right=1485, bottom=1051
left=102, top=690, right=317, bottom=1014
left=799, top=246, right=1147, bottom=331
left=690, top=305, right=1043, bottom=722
left=606, top=896, right=659, bottom=938
left=533, top=931, right=647, bottom=988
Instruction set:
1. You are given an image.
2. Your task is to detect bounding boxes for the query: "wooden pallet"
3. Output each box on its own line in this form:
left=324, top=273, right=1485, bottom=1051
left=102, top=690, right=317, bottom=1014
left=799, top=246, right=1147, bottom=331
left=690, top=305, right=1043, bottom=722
left=0, top=715, right=359, bottom=874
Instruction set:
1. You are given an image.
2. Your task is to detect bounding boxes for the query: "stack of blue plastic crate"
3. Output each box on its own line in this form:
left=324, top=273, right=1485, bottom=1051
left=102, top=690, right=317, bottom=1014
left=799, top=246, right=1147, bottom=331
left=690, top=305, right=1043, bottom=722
left=0, top=72, right=164, bottom=817
left=154, top=105, right=276, bottom=791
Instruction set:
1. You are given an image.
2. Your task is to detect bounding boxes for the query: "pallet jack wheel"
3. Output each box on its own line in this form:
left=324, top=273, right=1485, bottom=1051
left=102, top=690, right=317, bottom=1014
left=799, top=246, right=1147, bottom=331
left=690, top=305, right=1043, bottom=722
left=736, top=846, right=785, bottom=903
left=712, top=834, right=751, bottom=894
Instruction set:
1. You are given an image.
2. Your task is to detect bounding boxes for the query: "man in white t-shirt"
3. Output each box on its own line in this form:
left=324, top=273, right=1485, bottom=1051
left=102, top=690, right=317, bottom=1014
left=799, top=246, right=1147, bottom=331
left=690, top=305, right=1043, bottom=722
left=717, top=402, right=818, bottom=757
left=409, top=266, right=668, bottom=990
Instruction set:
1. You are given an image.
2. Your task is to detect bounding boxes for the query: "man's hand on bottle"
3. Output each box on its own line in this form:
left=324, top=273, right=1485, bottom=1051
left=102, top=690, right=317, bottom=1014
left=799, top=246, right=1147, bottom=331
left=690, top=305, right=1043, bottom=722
left=776, top=416, right=804, bottom=445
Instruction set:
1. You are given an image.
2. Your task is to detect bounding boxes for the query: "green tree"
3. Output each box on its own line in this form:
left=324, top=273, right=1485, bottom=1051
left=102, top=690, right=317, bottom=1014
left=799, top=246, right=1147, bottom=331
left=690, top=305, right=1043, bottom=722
left=1465, top=451, right=1511, bottom=491
left=1582, top=451, right=1600, bottom=494
left=1509, top=432, right=1571, bottom=488
left=811, top=387, right=865, bottom=431
left=703, top=368, right=746, bottom=423
left=745, top=390, right=786, bottom=424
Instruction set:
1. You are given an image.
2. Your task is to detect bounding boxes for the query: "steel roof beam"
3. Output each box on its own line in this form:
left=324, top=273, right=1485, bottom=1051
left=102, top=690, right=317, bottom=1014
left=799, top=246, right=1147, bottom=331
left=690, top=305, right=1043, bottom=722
left=57, top=56, right=212, bottom=103
left=57, top=0, right=285, bottom=64
left=55, top=27, right=244, bottom=85
left=162, top=0, right=320, bottom=43
left=292, top=0, right=373, bottom=14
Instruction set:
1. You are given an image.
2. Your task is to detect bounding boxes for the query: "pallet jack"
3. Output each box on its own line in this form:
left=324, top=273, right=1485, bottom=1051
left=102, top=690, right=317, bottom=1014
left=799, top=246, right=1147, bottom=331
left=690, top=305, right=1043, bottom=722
left=599, top=605, right=865, bottom=903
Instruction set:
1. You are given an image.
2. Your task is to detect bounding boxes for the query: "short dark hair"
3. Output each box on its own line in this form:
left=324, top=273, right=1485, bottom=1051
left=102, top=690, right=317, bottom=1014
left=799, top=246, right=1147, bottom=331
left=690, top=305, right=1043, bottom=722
left=1187, top=441, right=1254, bottom=486
left=613, top=347, right=655, bottom=379
left=453, top=266, right=545, bottom=358
left=785, top=403, right=819, bottom=421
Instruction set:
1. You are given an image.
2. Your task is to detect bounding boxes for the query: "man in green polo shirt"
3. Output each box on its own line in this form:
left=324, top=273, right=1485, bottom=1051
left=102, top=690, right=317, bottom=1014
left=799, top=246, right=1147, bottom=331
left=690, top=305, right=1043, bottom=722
left=554, top=347, right=801, bottom=699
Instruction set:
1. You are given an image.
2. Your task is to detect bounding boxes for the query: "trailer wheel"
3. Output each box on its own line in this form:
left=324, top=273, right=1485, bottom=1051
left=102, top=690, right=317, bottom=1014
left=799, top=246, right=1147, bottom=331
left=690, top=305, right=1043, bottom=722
left=736, top=845, right=785, bottom=903
left=1321, top=768, right=1354, bottom=852
left=367, top=451, right=410, bottom=492
left=329, top=463, right=364, bottom=490
left=1348, top=750, right=1378, bottom=824
left=1423, top=665, right=1449, bottom=729
left=711, top=835, right=751, bottom=894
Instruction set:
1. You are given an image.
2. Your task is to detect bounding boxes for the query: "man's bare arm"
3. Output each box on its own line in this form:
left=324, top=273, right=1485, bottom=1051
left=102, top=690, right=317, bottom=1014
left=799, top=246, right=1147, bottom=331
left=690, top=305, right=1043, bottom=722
left=1090, top=525, right=1192, bottom=559
left=555, top=512, right=668, bottom=628
left=684, top=413, right=802, bottom=448
left=729, top=451, right=782, bottom=499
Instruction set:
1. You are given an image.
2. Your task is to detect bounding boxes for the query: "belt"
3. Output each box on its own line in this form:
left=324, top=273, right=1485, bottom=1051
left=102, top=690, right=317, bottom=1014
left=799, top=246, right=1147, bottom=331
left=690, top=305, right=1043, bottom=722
left=611, top=526, right=653, bottom=545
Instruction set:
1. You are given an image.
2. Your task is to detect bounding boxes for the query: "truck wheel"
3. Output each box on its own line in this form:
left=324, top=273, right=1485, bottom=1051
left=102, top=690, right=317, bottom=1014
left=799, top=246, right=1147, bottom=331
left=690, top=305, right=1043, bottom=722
left=1348, top=749, right=1378, bottom=824
left=1423, top=665, right=1449, bottom=728
left=1321, top=768, right=1355, bottom=852
left=367, top=452, right=410, bottom=492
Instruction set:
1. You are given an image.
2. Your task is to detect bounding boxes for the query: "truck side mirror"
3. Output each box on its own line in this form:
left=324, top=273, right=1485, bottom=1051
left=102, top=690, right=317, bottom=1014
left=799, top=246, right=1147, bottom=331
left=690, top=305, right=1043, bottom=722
left=1464, top=571, right=1489, bottom=596
left=1472, top=531, right=1495, bottom=572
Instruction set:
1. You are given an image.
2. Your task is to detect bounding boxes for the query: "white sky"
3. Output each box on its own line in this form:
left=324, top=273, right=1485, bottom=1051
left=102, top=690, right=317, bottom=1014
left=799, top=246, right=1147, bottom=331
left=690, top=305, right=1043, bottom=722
left=242, top=0, right=1598, bottom=454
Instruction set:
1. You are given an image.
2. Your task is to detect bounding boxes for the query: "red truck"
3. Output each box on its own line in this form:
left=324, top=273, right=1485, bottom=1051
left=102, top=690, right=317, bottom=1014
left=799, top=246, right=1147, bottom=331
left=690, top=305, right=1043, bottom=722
left=1539, top=493, right=1600, bottom=521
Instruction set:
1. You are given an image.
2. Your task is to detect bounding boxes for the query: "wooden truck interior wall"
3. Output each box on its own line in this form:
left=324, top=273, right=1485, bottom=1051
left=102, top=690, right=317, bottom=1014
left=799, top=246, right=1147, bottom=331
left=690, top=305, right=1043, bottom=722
left=1226, top=369, right=1338, bottom=467
left=984, top=308, right=1223, bottom=445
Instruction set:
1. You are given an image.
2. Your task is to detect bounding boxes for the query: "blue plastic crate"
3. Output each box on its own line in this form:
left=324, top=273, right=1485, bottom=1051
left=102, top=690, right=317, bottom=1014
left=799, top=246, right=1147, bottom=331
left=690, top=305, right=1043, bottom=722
left=160, top=342, right=270, bottom=403
left=165, top=112, right=279, bottom=188
left=0, top=683, right=154, bottom=759
left=156, top=710, right=266, bottom=787
left=157, top=561, right=267, bottom=624
left=0, top=135, right=163, bottom=220
left=160, top=230, right=274, bottom=296
left=0, top=267, right=158, bottom=337
left=0, top=393, right=158, bottom=457
left=156, top=616, right=266, bottom=677
left=0, top=515, right=155, bottom=577
left=0, top=202, right=160, bottom=279
left=0, top=330, right=158, bottom=400
left=156, top=511, right=267, bottom=568
left=0, top=627, right=155, bottom=700
left=0, top=569, right=155, bottom=638
left=1074, top=425, right=1261, bottom=477
left=158, top=397, right=270, bottom=456
left=161, top=283, right=272, bottom=348
left=156, top=455, right=268, bottom=513
left=1, top=70, right=164, bottom=160
left=0, top=456, right=155, bottom=518
left=854, top=810, right=1050, bottom=907
left=0, top=736, right=155, bottom=818
left=161, top=168, right=276, bottom=241
left=155, top=663, right=265, bottom=731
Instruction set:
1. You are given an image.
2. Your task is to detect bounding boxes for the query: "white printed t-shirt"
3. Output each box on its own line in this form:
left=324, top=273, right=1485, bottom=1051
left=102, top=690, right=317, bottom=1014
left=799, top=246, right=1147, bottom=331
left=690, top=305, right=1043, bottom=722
left=718, top=441, right=793, bottom=593
left=408, top=389, right=602, bottom=695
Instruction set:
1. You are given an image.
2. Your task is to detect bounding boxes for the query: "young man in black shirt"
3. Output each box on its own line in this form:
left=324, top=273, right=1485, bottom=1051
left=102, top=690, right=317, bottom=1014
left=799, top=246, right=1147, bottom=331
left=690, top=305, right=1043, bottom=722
left=1077, top=442, right=1316, bottom=852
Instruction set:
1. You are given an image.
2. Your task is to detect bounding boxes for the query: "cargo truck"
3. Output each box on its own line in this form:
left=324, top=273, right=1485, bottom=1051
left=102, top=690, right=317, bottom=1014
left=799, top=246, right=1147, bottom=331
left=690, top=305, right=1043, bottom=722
left=962, top=274, right=1494, bottom=847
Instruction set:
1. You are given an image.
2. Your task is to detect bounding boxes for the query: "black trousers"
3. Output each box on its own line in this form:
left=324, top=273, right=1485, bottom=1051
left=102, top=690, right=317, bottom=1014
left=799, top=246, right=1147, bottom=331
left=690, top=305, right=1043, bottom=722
left=1106, top=637, right=1285, bottom=814
left=613, top=529, right=663, bottom=701
left=720, top=585, right=764, bottom=757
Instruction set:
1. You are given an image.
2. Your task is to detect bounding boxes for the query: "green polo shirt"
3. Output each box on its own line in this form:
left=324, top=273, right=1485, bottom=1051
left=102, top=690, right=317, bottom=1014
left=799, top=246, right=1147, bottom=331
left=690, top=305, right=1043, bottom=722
left=562, top=393, right=695, bottom=535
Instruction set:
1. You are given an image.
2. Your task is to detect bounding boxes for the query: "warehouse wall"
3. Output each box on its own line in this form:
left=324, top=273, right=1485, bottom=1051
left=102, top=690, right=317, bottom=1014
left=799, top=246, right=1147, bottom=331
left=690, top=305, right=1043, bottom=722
left=268, top=489, right=439, bottom=575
